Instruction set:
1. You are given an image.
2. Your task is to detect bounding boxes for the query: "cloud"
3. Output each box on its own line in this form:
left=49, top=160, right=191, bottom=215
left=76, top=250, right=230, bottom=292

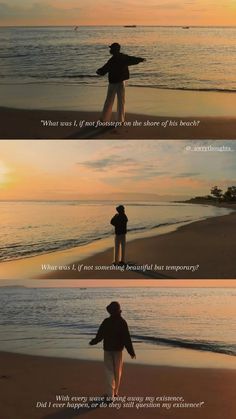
left=118, top=167, right=169, bottom=181
left=76, top=155, right=136, bottom=171
left=76, top=153, right=172, bottom=187
left=172, top=172, right=200, bottom=178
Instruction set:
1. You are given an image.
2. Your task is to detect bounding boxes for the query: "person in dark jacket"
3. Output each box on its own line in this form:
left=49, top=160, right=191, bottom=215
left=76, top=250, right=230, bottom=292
left=96, top=42, right=145, bottom=122
left=110, top=205, right=128, bottom=265
left=89, top=301, right=135, bottom=397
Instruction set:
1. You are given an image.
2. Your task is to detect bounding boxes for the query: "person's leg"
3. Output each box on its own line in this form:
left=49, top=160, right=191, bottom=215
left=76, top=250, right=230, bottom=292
left=104, top=351, right=116, bottom=397
left=118, top=235, right=124, bottom=262
left=116, top=81, right=125, bottom=122
left=114, top=235, right=120, bottom=264
left=101, top=84, right=116, bottom=122
left=113, top=351, right=123, bottom=396
left=120, top=234, right=126, bottom=263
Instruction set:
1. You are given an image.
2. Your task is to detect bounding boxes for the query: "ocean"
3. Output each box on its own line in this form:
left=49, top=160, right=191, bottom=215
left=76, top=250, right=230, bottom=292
left=0, top=200, right=232, bottom=262
left=0, top=287, right=235, bottom=368
left=0, top=26, right=236, bottom=92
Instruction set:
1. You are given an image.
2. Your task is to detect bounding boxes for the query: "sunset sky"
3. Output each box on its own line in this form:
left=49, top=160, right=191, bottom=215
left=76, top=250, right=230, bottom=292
left=0, top=140, right=235, bottom=201
left=0, top=0, right=236, bottom=26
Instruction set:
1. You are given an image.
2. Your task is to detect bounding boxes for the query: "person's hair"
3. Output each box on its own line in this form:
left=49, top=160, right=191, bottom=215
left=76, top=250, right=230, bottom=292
left=106, top=301, right=121, bottom=315
left=110, top=43, right=121, bottom=52
left=116, top=205, right=125, bottom=213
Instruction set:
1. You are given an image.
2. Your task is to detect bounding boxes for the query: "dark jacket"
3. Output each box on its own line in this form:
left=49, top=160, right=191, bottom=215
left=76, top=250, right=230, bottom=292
left=97, top=53, right=144, bottom=83
left=90, top=315, right=135, bottom=357
left=110, top=213, right=128, bottom=235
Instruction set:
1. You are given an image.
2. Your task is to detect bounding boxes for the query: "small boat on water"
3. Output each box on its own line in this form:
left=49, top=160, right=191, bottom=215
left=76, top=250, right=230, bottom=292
left=124, top=25, right=137, bottom=28
left=182, top=26, right=190, bottom=29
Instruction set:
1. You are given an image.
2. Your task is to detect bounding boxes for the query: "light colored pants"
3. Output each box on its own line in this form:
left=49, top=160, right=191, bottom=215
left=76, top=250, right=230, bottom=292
left=104, top=350, right=123, bottom=397
left=101, top=82, right=125, bottom=122
left=114, top=234, right=126, bottom=263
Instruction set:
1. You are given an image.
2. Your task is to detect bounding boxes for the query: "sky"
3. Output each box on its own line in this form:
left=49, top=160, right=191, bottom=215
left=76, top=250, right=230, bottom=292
left=0, top=140, right=235, bottom=201
left=0, top=0, right=236, bottom=26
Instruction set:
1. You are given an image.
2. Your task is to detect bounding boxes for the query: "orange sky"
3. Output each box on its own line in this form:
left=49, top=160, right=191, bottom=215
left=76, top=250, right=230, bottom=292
left=0, top=1, right=236, bottom=26
left=0, top=140, right=235, bottom=201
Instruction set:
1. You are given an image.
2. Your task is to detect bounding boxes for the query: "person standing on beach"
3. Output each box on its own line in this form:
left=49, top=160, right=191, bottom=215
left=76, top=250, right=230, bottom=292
left=96, top=43, right=145, bottom=122
left=110, top=205, right=128, bottom=265
left=89, top=301, right=136, bottom=398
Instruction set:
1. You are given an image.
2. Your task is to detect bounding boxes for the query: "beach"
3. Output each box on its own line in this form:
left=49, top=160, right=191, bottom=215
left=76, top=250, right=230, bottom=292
left=1, top=286, right=235, bottom=360
left=1, top=287, right=236, bottom=418
left=1, top=26, right=236, bottom=139
left=1, top=81, right=236, bottom=140
left=0, top=351, right=236, bottom=419
left=1, top=205, right=235, bottom=280
left=42, top=209, right=236, bottom=280
left=1, top=107, right=236, bottom=139
left=1, top=83, right=236, bottom=140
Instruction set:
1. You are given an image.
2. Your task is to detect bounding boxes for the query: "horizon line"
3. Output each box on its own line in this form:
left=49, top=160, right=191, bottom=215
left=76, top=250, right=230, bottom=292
left=0, top=198, right=187, bottom=202
left=1, top=25, right=236, bottom=28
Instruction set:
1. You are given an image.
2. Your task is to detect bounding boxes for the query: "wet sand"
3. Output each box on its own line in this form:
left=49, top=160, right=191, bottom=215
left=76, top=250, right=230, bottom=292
left=1, top=83, right=236, bottom=139
left=0, top=351, right=235, bottom=419
left=1, top=208, right=235, bottom=280
left=41, top=210, right=236, bottom=280
left=1, top=107, right=236, bottom=139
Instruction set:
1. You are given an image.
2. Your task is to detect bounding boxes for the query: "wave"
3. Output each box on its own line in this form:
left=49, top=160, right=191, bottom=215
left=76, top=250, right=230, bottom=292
left=151, top=219, right=193, bottom=229
left=0, top=218, right=195, bottom=262
left=1, top=76, right=236, bottom=93
left=128, top=218, right=193, bottom=234
left=23, top=74, right=99, bottom=79
left=133, top=334, right=236, bottom=356
left=130, top=84, right=236, bottom=93
left=0, top=54, right=30, bottom=59
left=23, top=74, right=100, bottom=79
left=62, top=74, right=99, bottom=79
left=0, top=236, right=102, bottom=262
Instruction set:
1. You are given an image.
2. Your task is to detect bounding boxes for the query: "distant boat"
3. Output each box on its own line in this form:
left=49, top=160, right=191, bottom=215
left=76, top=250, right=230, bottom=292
left=124, top=25, right=137, bottom=28
left=74, top=26, right=78, bottom=31
left=182, top=26, right=190, bottom=29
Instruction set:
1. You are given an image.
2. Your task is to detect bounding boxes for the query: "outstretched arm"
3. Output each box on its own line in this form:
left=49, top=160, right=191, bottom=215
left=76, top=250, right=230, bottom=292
left=96, top=60, right=111, bottom=76
left=125, top=55, right=146, bottom=66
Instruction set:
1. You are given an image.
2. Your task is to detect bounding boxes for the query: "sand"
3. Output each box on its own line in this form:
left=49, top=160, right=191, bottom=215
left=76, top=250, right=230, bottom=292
left=1, top=83, right=236, bottom=138
left=40, top=209, right=236, bottom=280
left=1, top=206, right=235, bottom=281
left=1, top=107, right=236, bottom=139
left=0, top=351, right=235, bottom=419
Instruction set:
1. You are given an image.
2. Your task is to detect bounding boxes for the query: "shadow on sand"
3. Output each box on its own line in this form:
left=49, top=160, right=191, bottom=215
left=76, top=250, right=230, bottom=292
left=66, top=125, right=115, bottom=139
left=126, top=262, right=174, bottom=279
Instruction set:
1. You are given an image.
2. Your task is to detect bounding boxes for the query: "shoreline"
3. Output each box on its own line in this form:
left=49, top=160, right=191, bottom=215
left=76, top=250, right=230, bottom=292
left=41, top=209, right=236, bottom=280
left=1, top=84, right=236, bottom=138
left=2, top=339, right=236, bottom=370
left=1, top=205, right=235, bottom=280
left=1, top=84, right=236, bottom=116
left=0, top=351, right=236, bottom=419
left=0, top=217, right=208, bottom=280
